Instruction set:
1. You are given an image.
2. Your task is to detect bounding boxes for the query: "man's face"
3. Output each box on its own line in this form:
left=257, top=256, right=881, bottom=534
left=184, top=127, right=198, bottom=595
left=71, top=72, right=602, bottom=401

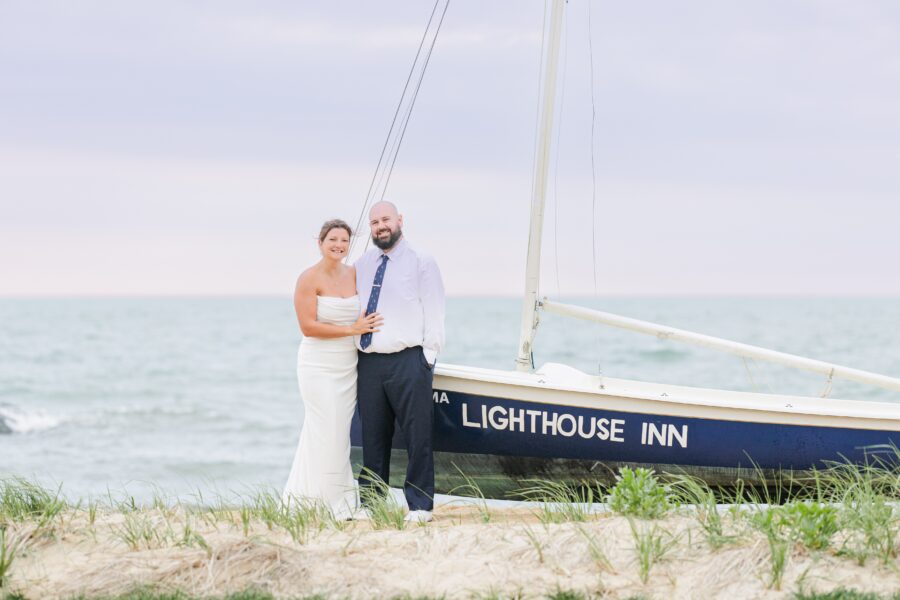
left=369, top=205, right=403, bottom=250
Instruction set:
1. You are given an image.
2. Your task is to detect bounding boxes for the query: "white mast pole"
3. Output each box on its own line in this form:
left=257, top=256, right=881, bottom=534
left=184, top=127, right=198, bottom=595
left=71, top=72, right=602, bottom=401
left=516, top=0, right=566, bottom=372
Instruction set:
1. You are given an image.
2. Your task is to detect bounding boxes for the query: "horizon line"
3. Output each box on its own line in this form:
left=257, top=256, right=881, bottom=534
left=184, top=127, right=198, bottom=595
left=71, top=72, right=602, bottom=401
left=2, top=292, right=899, bottom=300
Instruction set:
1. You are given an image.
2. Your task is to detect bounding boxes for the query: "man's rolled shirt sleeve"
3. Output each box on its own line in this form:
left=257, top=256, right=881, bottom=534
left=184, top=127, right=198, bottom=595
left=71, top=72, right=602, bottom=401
left=419, top=255, right=445, bottom=366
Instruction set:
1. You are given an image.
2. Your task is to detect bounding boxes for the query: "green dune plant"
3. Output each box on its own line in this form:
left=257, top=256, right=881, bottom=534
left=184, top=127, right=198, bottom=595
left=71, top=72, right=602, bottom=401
left=780, top=502, right=839, bottom=550
left=771, top=459, right=897, bottom=566
left=752, top=500, right=838, bottom=550
left=607, top=468, right=672, bottom=520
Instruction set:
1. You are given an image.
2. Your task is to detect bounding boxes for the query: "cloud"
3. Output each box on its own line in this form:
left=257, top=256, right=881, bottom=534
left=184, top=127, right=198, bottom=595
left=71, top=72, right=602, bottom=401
left=0, top=146, right=532, bottom=296
left=214, top=16, right=541, bottom=53
left=2, top=1, right=899, bottom=295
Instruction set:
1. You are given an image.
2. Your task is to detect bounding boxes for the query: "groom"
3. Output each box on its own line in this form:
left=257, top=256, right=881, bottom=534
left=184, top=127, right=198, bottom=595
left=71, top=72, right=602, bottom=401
left=355, top=200, right=445, bottom=522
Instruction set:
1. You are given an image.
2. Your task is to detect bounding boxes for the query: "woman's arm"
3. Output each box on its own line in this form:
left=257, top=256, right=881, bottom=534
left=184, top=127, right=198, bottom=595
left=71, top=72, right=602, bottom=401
left=294, top=273, right=381, bottom=339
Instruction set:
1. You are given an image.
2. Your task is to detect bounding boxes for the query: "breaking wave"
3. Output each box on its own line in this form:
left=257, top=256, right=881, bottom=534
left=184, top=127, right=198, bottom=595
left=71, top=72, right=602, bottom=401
left=0, top=404, right=63, bottom=434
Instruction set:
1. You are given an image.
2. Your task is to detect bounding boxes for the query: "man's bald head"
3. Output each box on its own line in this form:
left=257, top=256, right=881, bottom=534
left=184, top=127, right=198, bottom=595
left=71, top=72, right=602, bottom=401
left=369, top=201, right=404, bottom=251
left=369, top=200, right=399, bottom=220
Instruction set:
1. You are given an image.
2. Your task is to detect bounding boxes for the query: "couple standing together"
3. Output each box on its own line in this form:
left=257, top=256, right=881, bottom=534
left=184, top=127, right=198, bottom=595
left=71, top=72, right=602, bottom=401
left=283, top=201, right=445, bottom=523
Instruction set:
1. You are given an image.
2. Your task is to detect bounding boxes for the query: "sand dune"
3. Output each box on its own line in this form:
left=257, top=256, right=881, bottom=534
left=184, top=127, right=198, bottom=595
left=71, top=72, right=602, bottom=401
left=5, top=500, right=900, bottom=599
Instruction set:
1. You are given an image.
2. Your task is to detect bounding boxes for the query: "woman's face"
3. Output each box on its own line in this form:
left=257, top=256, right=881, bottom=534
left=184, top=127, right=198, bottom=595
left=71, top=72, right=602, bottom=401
left=319, top=227, right=351, bottom=260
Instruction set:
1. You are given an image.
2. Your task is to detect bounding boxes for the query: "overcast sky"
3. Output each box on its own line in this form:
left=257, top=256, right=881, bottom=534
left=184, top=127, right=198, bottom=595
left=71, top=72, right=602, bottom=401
left=2, top=1, right=899, bottom=296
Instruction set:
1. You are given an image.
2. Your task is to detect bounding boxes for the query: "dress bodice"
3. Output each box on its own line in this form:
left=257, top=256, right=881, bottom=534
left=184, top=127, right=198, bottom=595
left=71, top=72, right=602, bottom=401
left=302, top=296, right=360, bottom=350
left=315, top=295, right=360, bottom=327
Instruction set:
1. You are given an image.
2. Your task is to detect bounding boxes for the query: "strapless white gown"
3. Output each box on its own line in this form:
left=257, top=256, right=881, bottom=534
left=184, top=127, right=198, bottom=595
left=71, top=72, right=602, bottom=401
left=283, top=295, right=359, bottom=519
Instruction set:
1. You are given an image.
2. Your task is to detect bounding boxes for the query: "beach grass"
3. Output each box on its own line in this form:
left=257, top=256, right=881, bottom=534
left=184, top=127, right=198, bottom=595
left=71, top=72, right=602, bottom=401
left=4, top=589, right=899, bottom=600
left=0, top=526, right=19, bottom=589
left=4, top=460, right=900, bottom=599
left=669, top=474, right=741, bottom=549
left=358, top=470, right=406, bottom=530
left=573, top=522, right=612, bottom=572
left=627, top=518, right=677, bottom=584
left=0, top=477, right=67, bottom=530
left=794, top=591, right=900, bottom=600
left=59, top=591, right=322, bottom=600
left=447, top=466, right=491, bottom=523
left=0, top=591, right=669, bottom=600
left=512, top=479, right=596, bottom=524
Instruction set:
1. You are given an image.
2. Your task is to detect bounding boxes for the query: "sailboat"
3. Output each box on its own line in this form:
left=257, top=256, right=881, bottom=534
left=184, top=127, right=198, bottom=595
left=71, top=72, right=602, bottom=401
left=349, top=0, right=900, bottom=497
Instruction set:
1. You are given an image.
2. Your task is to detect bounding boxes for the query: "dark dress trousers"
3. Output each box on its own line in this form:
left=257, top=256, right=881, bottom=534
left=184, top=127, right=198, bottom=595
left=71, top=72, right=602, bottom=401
left=357, top=346, right=434, bottom=511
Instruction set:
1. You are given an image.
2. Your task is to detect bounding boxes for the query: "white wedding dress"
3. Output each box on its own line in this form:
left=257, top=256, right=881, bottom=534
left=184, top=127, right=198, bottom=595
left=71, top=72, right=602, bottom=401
left=283, top=295, right=359, bottom=520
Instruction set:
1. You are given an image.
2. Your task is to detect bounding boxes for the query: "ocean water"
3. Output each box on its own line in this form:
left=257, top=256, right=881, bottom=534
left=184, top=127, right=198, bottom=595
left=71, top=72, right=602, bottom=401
left=1, top=297, right=899, bottom=502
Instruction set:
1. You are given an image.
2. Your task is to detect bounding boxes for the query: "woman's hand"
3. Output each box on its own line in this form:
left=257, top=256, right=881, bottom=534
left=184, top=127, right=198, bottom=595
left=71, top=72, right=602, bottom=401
left=350, top=312, right=383, bottom=336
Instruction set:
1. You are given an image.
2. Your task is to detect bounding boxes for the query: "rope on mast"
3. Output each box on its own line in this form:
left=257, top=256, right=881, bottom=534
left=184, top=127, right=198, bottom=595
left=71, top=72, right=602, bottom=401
left=348, top=0, right=451, bottom=260
left=376, top=0, right=450, bottom=206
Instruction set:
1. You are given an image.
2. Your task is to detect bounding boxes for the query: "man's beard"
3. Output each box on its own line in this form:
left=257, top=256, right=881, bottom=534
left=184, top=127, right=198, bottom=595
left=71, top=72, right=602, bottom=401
left=372, top=227, right=402, bottom=250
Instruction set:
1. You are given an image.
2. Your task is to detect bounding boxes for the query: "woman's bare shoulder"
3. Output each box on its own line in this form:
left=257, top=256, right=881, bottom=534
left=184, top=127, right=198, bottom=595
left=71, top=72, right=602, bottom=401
left=295, top=265, right=322, bottom=292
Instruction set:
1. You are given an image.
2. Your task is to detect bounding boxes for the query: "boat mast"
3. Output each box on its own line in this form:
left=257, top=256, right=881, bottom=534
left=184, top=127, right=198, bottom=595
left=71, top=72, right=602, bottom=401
left=515, top=0, right=566, bottom=372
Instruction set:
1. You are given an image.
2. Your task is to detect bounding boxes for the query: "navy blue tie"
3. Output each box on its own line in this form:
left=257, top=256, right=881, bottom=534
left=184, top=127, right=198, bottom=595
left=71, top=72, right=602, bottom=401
left=360, top=254, right=388, bottom=349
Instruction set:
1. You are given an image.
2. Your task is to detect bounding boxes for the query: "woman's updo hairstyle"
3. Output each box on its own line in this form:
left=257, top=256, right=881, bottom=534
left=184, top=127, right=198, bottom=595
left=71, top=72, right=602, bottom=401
left=318, top=219, right=353, bottom=242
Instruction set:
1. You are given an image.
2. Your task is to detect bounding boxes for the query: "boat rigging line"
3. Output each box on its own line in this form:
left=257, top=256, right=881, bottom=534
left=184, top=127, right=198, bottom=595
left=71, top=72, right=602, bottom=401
left=587, top=0, right=599, bottom=297
left=551, top=3, right=569, bottom=298
left=348, top=0, right=451, bottom=260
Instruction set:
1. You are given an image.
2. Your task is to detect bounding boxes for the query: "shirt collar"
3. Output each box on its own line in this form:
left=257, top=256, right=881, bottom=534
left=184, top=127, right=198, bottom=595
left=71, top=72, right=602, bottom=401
left=381, top=237, right=408, bottom=261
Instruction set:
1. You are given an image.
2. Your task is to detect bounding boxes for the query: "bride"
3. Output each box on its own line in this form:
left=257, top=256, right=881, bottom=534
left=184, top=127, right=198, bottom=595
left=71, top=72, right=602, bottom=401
left=282, top=219, right=382, bottom=519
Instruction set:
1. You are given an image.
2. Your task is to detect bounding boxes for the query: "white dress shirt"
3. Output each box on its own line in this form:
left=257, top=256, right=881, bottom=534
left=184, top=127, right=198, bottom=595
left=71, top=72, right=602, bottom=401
left=355, top=238, right=445, bottom=365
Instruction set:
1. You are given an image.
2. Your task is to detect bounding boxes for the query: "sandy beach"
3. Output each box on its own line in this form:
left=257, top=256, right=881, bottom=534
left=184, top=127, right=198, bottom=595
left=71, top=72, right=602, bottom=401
left=4, top=493, right=900, bottom=600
